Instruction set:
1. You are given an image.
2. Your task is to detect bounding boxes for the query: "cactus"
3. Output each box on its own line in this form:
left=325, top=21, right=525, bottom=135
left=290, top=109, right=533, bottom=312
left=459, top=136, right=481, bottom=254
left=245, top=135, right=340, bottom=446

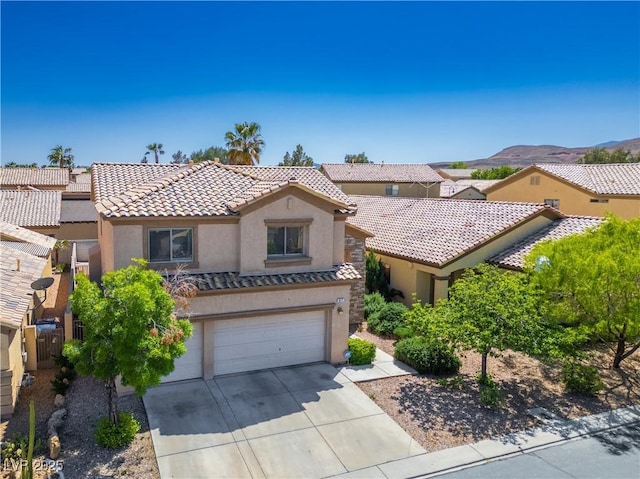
left=21, top=400, right=35, bottom=479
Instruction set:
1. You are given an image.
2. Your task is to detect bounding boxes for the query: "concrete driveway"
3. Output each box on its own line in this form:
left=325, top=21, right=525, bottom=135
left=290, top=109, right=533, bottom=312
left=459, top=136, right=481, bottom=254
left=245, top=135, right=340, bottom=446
left=143, top=363, right=425, bottom=478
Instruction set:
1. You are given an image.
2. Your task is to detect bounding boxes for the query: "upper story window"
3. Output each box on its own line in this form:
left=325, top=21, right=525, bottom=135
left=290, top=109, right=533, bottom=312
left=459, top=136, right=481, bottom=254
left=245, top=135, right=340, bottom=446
left=544, top=199, right=560, bottom=209
left=530, top=176, right=541, bottom=185
left=267, top=226, right=303, bottom=256
left=149, top=228, right=193, bottom=262
left=590, top=198, right=609, bottom=203
left=385, top=184, right=399, bottom=196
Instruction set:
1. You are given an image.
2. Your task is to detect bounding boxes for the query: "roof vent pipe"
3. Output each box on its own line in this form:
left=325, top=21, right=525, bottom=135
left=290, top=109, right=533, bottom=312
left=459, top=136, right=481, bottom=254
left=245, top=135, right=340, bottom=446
left=16, top=259, right=21, bottom=272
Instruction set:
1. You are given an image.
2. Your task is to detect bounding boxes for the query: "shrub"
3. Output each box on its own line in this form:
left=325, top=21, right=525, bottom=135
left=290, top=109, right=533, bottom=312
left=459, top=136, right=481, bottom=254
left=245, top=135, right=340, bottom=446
left=348, top=337, right=376, bottom=365
left=54, top=352, right=75, bottom=370
left=364, top=293, right=386, bottom=319
left=395, top=337, right=461, bottom=375
left=479, top=382, right=504, bottom=408
left=368, top=302, right=408, bottom=336
left=51, top=375, right=71, bottom=395
left=392, top=326, right=414, bottom=339
left=1, top=432, right=26, bottom=461
left=95, top=412, right=140, bottom=449
left=562, top=362, right=604, bottom=396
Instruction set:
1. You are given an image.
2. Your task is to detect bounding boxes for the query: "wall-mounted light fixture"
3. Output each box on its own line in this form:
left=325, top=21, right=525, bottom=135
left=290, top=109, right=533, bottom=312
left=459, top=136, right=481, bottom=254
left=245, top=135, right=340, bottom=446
left=337, top=306, right=344, bottom=315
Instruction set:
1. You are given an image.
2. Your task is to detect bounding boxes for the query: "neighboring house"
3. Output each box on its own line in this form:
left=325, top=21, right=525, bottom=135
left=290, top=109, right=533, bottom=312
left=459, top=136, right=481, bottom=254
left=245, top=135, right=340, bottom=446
left=0, top=222, right=55, bottom=418
left=91, top=161, right=365, bottom=381
left=0, top=167, right=69, bottom=191
left=0, top=190, right=61, bottom=236
left=57, top=199, right=99, bottom=263
left=436, top=168, right=477, bottom=180
left=485, top=163, right=640, bottom=218
left=439, top=179, right=501, bottom=200
left=489, top=216, right=603, bottom=271
left=346, top=195, right=568, bottom=307
left=320, top=163, right=443, bottom=198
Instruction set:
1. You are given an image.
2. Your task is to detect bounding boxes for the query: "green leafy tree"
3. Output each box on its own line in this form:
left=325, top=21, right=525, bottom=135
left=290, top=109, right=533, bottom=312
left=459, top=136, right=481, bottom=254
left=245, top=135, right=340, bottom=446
left=449, top=161, right=468, bottom=169
left=578, top=147, right=640, bottom=164
left=438, top=264, right=546, bottom=382
left=4, top=162, right=39, bottom=168
left=189, top=146, right=230, bottom=164
left=225, top=122, right=264, bottom=165
left=171, top=150, right=189, bottom=164
left=145, top=143, right=165, bottom=164
left=47, top=145, right=75, bottom=169
left=471, top=165, right=520, bottom=179
left=65, top=261, right=193, bottom=424
left=344, top=152, right=371, bottom=164
left=527, top=215, right=640, bottom=368
left=279, top=144, right=314, bottom=166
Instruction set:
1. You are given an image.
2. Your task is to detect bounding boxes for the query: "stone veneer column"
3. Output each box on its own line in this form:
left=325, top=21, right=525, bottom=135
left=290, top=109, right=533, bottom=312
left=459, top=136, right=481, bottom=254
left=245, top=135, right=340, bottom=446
left=345, top=233, right=365, bottom=324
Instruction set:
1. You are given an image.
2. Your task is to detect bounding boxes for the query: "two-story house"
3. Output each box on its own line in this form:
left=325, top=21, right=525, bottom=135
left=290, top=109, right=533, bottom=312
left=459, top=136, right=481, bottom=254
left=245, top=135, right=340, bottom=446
left=91, top=161, right=365, bottom=381
left=320, top=163, right=443, bottom=198
left=485, top=163, right=640, bottom=218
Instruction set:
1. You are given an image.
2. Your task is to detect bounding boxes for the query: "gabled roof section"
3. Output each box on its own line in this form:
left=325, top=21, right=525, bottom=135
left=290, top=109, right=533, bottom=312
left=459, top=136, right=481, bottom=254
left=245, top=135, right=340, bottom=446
left=93, top=162, right=355, bottom=218
left=0, top=221, right=56, bottom=249
left=227, top=165, right=353, bottom=205
left=321, top=163, right=443, bottom=183
left=347, top=195, right=561, bottom=267
left=536, top=163, right=640, bottom=195
left=0, top=168, right=69, bottom=187
left=439, top=180, right=501, bottom=198
left=0, top=191, right=61, bottom=227
left=489, top=216, right=603, bottom=270
left=485, top=163, right=640, bottom=196
left=0, top=244, right=48, bottom=328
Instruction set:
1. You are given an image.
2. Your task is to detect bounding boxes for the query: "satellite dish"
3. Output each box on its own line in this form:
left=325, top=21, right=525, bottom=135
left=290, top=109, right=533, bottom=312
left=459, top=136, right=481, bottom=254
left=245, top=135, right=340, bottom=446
left=31, top=277, right=54, bottom=291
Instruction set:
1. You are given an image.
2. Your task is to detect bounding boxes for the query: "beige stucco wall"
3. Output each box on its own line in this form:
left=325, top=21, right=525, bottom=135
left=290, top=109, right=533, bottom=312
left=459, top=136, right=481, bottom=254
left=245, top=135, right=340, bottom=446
left=99, top=217, right=114, bottom=273
left=337, top=182, right=441, bottom=198
left=58, top=222, right=98, bottom=241
left=372, top=214, right=556, bottom=306
left=197, top=223, right=239, bottom=271
left=112, top=225, right=143, bottom=270
left=240, top=194, right=339, bottom=274
left=487, top=172, right=640, bottom=219
left=333, top=219, right=346, bottom=264
left=0, top=325, right=25, bottom=417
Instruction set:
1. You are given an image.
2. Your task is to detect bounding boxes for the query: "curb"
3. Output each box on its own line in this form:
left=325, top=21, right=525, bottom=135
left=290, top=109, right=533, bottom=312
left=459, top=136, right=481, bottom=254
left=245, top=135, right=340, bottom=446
left=370, top=404, right=640, bottom=479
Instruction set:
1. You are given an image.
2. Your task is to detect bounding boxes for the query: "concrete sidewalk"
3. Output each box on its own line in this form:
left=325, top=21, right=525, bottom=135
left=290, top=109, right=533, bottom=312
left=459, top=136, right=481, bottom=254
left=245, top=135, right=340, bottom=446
left=338, top=347, right=417, bottom=382
left=326, top=404, right=640, bottom=478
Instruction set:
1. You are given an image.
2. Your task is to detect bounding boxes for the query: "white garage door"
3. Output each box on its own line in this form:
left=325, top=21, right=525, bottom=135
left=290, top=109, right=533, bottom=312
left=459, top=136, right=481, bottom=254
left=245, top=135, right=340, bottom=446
left=213, top=311, right=326, bottom=376
left=161, top=322, right=203, bottom=383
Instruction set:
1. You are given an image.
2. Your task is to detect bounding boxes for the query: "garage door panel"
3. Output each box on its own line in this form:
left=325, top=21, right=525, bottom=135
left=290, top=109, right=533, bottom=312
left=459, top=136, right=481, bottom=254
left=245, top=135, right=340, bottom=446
left=161, top=322, right=202, bottom=383
left=213, top=311, right=326, bottom=376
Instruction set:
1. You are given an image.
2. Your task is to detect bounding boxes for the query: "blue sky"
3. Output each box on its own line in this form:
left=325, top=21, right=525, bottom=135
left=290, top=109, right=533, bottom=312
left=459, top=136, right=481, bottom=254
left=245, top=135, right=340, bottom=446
left=2, top=1, right=639, bottom=166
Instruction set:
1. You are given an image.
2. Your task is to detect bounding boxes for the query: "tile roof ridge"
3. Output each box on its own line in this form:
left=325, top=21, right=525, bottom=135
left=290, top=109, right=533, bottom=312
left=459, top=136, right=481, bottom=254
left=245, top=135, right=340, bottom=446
left=216, top=163, right=263, bottom=180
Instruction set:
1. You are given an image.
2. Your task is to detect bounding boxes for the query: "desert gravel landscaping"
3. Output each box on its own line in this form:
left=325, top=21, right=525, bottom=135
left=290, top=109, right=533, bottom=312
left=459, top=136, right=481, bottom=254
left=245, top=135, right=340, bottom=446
left=356, top=327, right=640, bottom=453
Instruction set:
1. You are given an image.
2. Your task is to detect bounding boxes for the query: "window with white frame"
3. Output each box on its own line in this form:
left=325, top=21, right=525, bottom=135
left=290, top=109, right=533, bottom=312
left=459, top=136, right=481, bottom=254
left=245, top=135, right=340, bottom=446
left=148, top=228, right=193, bottom=262
left=267, top=226, right=304, bottom=256
left=385, top=184, right=399, bottom=196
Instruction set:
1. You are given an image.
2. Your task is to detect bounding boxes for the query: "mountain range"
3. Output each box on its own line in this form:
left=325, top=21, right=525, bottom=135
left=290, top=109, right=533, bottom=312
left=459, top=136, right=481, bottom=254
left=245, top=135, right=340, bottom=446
left=429, top=138, right=640, bottom=169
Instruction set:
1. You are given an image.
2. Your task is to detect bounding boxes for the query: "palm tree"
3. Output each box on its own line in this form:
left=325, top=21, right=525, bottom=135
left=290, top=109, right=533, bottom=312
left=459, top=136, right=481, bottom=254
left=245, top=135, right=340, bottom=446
left=224, top=122, right=264, bottom=165
left=47, top=145, right=75, bottom=169
left=145, top=143, right=165, bottom=164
